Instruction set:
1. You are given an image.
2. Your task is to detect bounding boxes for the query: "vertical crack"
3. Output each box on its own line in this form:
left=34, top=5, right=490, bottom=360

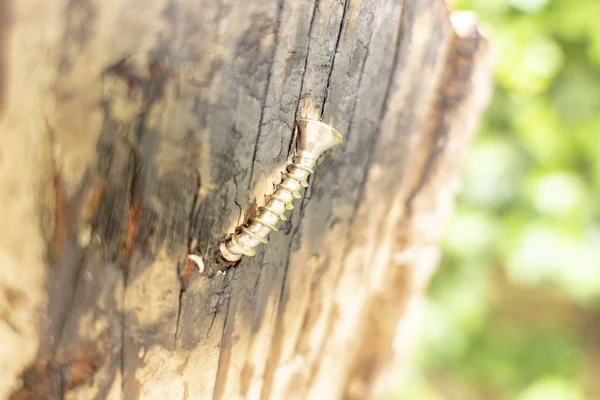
left=206, top=277, right=229, bottom=340
left=346, top=0, right=410, bottom=234
left=260, top=3, right=349, bottom=398
left=343, top=1, right=378, bottom=143
left=320, top=0, right=349, bottom=115
left=174, top=170, right=202, bottom=344
left=211, top=271, right=234, bottom=400
left=44, top=122, right=86, bottom=351
left=213, top=2, right=285, bottom=397
left=232, top=173, right=244, bottom=225
left=278, top=0, right=348, bottom=326
left=113, top=55, right=168, bottom=399
left=293, top=0, right=318, bottom=122
left=247, top=0, right=286, bottom=186
left=120, top=145, right=142, bottom=400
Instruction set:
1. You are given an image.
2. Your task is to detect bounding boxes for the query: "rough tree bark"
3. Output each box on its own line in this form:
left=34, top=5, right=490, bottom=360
left=0, top=0, right=490, bottom=399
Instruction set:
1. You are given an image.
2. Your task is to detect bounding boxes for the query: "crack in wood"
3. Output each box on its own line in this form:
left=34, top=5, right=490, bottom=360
left=344, top=0, right=410, bottom=238
left=247, top=0, right=287, bottom=190
left=206, top=276, right=229, bottom=340
left=272, top=0, right=336, bottom=324
left=321, top=0, right=349, bottom=116
left=340, top=2, right=378, bottom=141
left=43, top=122, right=89, bottom=356
left=175, top=171, right=202, bottom=343
left=290, top=0, right=319, bottom=128
left=259, top=1, right=352, bottom=398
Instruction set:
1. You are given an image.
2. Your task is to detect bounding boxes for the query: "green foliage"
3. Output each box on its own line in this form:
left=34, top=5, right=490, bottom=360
left=401, top=0, right=600, bottom=398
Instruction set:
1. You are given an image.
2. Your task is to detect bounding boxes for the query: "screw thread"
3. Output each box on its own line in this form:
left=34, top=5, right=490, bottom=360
left=220, top=151, right=317, bottom=262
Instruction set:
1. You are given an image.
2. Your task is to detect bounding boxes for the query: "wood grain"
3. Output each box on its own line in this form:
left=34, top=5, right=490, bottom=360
left=0, top=0, right=491, bottom=399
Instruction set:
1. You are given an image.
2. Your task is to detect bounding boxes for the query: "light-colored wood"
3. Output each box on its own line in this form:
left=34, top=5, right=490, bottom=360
left=0, top=0, right=491, bottom=399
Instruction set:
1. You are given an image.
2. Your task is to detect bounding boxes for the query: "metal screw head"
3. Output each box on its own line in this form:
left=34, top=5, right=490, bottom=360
left=296, top=118, right=343, bottom=159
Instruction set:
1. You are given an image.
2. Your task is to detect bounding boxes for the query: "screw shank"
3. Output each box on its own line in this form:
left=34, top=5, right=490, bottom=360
left=220, top=119, right=341, bottom=262
left=220, top=153, right=316, bottom=262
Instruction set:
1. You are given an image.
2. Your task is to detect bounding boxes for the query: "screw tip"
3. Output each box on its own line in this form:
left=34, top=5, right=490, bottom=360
left=220, top=242, right=243, bottom=262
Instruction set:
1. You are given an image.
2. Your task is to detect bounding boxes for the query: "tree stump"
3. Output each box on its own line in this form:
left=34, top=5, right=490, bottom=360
left=0, top=0, right=491, bottom=399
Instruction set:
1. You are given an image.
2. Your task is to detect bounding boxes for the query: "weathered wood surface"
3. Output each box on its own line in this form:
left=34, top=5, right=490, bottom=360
left=0, top=0, right=490, bottom=399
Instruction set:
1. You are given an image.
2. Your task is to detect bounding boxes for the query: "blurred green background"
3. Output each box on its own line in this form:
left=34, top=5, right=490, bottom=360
left=400, top=0, right=600, bottom=399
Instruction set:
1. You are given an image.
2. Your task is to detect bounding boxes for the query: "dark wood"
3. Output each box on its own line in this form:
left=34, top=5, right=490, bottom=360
left=0, top=0, right=490, bottom=399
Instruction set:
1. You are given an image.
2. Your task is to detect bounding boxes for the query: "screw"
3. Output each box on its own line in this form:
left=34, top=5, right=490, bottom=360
left=220, top=118, right=342, bottom=262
